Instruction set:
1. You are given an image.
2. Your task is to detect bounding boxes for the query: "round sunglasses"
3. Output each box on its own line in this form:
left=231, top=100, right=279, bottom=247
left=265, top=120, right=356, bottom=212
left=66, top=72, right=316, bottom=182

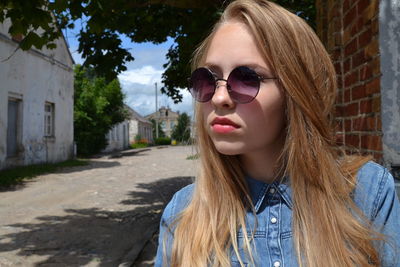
left=188, top=66, right=277, bottom=104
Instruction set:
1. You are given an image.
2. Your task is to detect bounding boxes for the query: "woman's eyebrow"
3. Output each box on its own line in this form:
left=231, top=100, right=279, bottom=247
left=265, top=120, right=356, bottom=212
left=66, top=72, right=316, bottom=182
left=242, top=63, right=272, bottom=75
left=203, top=63, right=221, bottom=72
left=203, top=62, right=272, bottom=75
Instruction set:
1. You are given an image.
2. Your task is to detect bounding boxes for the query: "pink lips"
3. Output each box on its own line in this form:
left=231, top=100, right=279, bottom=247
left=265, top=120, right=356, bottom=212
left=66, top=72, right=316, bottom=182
left=211, top=117, right=240, bottom=133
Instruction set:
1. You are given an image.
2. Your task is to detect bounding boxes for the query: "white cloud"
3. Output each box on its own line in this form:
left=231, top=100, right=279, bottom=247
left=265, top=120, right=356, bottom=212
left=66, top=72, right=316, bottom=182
left=119, top=65, right=163, bottom=86
left=119, top=65, right=194, bottom=118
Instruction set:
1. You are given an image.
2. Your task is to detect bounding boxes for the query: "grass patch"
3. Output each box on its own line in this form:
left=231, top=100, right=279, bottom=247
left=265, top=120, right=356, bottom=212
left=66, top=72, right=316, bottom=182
left=130, top=143, right=149, bottom=149
left=0, top=159, right=89, bottom=187
left=186, top=154, right=200, bottom=160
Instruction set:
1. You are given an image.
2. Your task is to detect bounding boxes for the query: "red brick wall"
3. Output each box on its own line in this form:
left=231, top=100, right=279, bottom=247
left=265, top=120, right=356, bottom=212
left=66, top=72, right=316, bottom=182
left=316, top=0, right=383, bottom=163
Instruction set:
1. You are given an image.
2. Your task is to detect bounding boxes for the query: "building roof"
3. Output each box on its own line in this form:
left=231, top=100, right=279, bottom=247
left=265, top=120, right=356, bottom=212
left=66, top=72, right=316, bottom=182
left=145, top=106, right=180, bottom=120
left=125, top=105, right=152, bottom=124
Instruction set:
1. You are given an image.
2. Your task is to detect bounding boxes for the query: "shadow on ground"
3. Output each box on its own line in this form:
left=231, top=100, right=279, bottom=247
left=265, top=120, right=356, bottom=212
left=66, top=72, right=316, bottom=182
left=0, top=160, right=122, bottom=193
left=0, top=176, right=193, bottom=266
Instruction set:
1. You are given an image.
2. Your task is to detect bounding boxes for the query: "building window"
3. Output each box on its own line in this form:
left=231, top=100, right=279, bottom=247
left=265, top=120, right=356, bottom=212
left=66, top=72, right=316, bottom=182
left=7, top=98, right=22, bottom=157
left=44, top=102, right=55, bottom=137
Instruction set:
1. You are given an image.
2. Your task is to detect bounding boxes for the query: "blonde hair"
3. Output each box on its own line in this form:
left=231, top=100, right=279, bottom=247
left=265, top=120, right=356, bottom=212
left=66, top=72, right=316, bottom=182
left=169, top=1, right=383, bottom=266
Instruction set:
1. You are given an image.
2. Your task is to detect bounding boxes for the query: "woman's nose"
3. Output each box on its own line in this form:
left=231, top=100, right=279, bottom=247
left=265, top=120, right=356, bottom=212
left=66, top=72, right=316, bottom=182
left=211, top=80, right=236, bottom=109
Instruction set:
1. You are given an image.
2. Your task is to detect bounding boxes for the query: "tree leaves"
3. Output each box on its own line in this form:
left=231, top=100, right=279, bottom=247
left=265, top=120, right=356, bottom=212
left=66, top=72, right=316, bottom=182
left=73, top=65, right=128, bottom=155
left=171, top=112, right=191, bottom=143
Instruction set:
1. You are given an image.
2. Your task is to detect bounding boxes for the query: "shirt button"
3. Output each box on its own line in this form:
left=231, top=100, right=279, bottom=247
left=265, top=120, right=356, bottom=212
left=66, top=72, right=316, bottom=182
left=273, top=261, right=281, bottom=267
left=269, top=187, right=276, bottom=194
left=270, top=217, right=277, bottom=224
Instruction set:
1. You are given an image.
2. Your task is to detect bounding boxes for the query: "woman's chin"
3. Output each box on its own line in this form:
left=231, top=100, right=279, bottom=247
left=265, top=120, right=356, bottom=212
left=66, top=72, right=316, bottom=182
left=212, top=141, right=245, bottom=156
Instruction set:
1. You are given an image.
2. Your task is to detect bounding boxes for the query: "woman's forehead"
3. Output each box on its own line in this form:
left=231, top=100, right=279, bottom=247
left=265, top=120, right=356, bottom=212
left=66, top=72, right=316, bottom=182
left=204, top=21, right=271, bottom=73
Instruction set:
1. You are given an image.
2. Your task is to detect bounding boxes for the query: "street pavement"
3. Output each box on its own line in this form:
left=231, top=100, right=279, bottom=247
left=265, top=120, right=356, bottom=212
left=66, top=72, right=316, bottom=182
left=0, top=146, right=198, bottom=266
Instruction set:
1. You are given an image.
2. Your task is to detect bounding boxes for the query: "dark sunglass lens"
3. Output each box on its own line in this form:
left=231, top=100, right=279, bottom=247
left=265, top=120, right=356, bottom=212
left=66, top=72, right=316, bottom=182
left=228, top=66, right=260, bottom=103
left=189, top=68, right=215, bottom=102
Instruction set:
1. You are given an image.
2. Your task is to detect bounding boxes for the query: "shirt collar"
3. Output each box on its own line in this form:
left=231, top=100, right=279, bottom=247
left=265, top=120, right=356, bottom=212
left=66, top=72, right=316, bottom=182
left=245, top=174, right=293, bottom=213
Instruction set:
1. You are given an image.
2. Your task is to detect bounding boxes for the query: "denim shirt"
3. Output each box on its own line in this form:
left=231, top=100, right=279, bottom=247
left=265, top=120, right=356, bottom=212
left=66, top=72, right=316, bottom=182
left=155, top=161, right=400, bottom=266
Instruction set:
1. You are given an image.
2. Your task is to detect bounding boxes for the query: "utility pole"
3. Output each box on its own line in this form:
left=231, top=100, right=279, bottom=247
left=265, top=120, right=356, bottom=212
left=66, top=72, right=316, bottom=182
left=155, top=82, right=159, bottom=139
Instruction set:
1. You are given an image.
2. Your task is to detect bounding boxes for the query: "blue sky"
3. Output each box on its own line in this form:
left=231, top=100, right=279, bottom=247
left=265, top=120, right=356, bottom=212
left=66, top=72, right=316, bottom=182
left=63, top=28, right=194, bottom=118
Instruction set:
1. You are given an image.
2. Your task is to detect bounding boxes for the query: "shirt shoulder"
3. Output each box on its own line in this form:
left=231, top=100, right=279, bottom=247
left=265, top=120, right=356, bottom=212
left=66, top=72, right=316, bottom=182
left=161, top=183, right=195, bottom=224
left=353, top=160, right=397, bottom=220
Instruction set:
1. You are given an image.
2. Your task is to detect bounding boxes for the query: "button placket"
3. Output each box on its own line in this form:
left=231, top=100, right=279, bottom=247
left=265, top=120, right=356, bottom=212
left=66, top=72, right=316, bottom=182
left=266, top=188, right=283, bottom=266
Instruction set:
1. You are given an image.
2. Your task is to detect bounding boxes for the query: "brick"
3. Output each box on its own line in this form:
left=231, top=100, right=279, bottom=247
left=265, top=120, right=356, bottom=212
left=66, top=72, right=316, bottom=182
left=352, top=85, right=366, bottom=100
left=350, top=20, right=359, bottom=36
left=358, top=28, right=373, bottom=48
left=336, top=89, right=343, bottom=103
left=334, top=62, right=341, bottom=74
left=361, top=134, right=382, bottom=151
left=365, top=77, right=380, bottom=94
left=334, top=19, right=342, bottom=34
left=345, top=119, right=352, bottom=131
left=345, top=134, right=360, bottom=148
left=336, top=133, right=344, bottom=145
left=352, top=116, right=375, bottom=131
left=344, top=102, right=359, bottom=116
left=371, top=57, right=381, bottom=75
left=344, top=89, right=351, bottom=102
left=357, top=0, right=370, bottom=16
left=343, top=27, right=352, bottom=45
left=356, top=17, right=365, bottom=32
left=360, top=64, right=372, bottom=81
left=337, top=76, right=343, bottom=89
left=362, top=1, right=378, bottom=23
left=371, top=18, right=379, bottom=35
left=344, top=5, right=357, bottom=26
left=328, top=31, right=335, bottom=50
left=352, top=51, right=366, bottom=68
left=345, top=38, right=358, bottom=56
left=372, top=96, right=381, bottom=112
left=332, top=48, right=341, bottom=61
left=344, top=58, right=351, bottom=73
left=335, top=119, right=344, bottom=133
left=376, top=117, right=382, bottom=130
left=344, top=71, right=358, bottom=88
left=343, top=0, right=351, bottom=11
left=335, top=105, right=344, bottom=117
left=328, top=4, right=340, bottom=21
left=360, top=99, right=373, bottom=113
left=365, top=38, right=379, bottom=59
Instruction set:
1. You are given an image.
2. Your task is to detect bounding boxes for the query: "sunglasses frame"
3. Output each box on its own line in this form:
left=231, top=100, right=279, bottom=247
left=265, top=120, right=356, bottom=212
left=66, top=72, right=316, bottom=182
left=188, top=66, right=278, bottom=104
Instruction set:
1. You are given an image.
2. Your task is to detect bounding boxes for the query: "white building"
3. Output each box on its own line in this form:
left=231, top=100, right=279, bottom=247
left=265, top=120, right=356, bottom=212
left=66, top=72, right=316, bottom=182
left=102, top=105, right=153, bottom=152
left=127, top=106, right=153, bottom=144
left=0, top=21, right=74, bottom=170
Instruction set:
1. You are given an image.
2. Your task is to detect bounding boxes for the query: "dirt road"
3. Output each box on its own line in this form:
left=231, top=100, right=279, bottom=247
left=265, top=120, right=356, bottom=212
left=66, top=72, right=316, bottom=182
left=0, top=146, right=198, bottom=266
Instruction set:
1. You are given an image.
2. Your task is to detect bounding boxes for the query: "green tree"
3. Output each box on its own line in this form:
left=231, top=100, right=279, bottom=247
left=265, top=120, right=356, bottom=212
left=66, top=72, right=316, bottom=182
left=150, top=118, right=166, bottom=139
left=0, top=0, right=315, bottom=102
left=74, top=65, right=128, bottom=156
left=171, top=112, right=191, bottom=143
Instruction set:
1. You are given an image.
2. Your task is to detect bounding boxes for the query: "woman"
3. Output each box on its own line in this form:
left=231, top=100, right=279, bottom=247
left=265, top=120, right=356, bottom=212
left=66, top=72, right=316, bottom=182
left=155, top=0, right=400, bottom=266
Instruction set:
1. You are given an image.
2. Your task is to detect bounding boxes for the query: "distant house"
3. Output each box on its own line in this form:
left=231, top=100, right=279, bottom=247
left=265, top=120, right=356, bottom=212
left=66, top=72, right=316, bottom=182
left=145, top=106, right=179, bottom=137
left=0, top=20, right=74, bottom=170
left=126, top=106, right=153, bottom=144
left=102, top=105, right=153, bottom=152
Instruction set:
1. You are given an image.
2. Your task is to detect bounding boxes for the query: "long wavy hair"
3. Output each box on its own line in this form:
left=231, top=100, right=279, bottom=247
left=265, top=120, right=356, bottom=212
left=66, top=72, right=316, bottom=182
left=168, top=1, right=383, bottom=266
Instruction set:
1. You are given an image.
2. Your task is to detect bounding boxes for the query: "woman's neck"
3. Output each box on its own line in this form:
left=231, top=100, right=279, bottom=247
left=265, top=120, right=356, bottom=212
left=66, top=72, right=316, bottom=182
left=240, top=137, right=285, bottom=184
